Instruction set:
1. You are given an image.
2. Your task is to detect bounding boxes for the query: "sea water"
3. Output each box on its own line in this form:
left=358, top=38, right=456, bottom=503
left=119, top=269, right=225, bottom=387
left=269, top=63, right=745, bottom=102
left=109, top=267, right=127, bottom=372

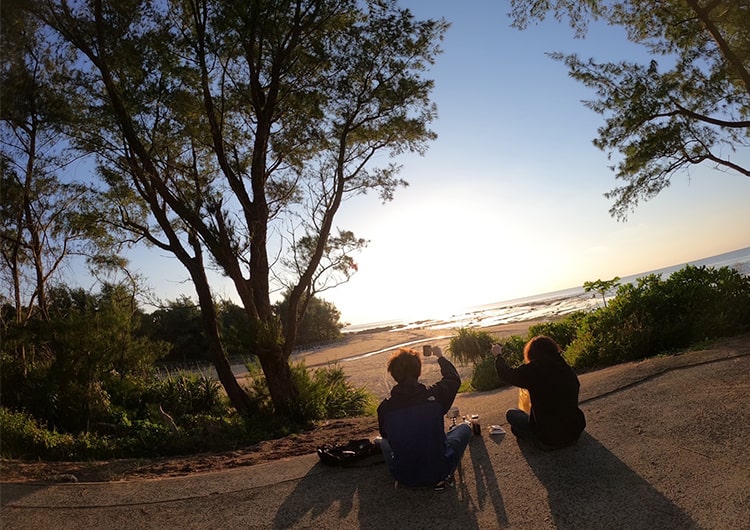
left=345, top=246, right=750, bottom=333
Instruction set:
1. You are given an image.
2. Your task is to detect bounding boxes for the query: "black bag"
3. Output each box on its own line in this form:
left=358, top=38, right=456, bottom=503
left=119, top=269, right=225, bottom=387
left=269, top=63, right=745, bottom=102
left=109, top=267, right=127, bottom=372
left=316, top=438, right=381, bottom=467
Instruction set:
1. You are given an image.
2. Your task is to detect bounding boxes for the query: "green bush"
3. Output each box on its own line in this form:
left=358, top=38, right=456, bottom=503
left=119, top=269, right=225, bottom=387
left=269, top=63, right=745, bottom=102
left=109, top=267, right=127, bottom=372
left=498, top=335, right=526, bottom=367
left=1, top=405, right=265, bottom=460
left=148, top=374, right=226, bottom=420
left=292, top=363, right=373, bottom=421
left=565, top=265, right=750, bottom=369
left=245, top=362, right=373, bottom=423
left=528, top=312, right=586, bottom=350
left=467, top=264, right=750, bottom=378
left=470, top=355, right=500, bottom=391
left=449, top=328, right=496, bottom=366
left=0, top=407, right=112, bottom=460
left=465, top=334, right=525, bottom=391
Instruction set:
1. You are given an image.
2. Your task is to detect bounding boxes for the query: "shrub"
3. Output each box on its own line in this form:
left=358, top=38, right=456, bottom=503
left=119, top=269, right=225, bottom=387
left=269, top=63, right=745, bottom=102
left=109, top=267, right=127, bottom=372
left=565, top=265, right=750, bottom=369
left=528, top=312, right=586, bottom=350
left=468, top=334, right=525, bottom=391
left=449, top=328, right=495, bottom=366
left=498, top=335, right=526, bottom=367
left=0, top=407, right=112, bottom=460
left=248, top=363, right=373, bottom=423
left=293, top=363, right=373, bottom=421
left=470, top=355, right=500, bottom=391
left=469, top=264, right=750, bottom=376
left=148, top=374, right=227, bottom=420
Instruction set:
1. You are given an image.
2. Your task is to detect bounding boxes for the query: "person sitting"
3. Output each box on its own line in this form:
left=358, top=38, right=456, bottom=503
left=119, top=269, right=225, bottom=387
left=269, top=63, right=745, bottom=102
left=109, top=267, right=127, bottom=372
left=492, top=335, right=586, bottom=450
left=377, top=346, right=472, bottom=488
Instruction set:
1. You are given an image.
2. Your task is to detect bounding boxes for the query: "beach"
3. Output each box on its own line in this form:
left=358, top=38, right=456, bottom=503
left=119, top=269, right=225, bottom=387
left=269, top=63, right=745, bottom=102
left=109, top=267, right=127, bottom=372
left=290, top=320, right=539, bottom=399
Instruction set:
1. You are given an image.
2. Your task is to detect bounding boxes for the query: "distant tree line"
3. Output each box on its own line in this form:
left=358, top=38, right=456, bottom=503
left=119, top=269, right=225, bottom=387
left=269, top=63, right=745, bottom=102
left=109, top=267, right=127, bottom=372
left=145, top=293, right=344, bottom=364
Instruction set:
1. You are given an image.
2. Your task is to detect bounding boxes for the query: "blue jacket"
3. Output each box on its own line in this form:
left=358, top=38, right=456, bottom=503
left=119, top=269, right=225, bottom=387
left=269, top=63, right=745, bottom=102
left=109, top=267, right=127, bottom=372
left=377, top=357, right=461, bottom=486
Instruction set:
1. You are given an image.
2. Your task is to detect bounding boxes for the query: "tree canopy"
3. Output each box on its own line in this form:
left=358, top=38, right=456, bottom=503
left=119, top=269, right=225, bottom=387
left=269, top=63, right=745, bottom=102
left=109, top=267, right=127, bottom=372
left=22, top=0, right=447, bottom=417
left=509, top=0, right=750, bottom=219
left=583, top=276, right=621, bottom=307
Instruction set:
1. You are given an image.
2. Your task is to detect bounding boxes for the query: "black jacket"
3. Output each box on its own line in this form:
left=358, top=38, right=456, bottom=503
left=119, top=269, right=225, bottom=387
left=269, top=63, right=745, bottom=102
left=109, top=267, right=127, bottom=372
left=377, top=356, right=461, bottom=486
left=495, top=353, right=586, bottom=447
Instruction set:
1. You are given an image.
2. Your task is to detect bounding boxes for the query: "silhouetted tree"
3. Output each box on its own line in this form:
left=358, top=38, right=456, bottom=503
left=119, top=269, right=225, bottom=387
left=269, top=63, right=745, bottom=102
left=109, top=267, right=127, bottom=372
left=32, top=0, right=447, bottom=417
left=509, top=0, right=750, bottom=219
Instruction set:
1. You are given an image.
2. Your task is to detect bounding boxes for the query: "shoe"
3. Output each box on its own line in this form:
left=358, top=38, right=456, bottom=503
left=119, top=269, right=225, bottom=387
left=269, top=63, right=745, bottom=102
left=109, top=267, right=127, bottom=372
left=434, top=473, right=455, bottom=491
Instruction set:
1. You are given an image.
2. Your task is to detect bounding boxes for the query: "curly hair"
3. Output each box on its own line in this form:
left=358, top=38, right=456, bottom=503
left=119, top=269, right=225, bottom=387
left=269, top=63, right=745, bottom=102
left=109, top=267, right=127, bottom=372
left=387, top=348, right=422, bottom=383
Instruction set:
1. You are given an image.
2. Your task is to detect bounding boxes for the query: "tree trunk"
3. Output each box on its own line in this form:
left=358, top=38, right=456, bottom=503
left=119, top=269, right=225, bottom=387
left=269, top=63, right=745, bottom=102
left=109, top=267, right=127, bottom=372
left=189, top=261, right=255, bottom=415
left=208, top=331, right=255, bottom=415
left=258, top=349, right=301, bottom=421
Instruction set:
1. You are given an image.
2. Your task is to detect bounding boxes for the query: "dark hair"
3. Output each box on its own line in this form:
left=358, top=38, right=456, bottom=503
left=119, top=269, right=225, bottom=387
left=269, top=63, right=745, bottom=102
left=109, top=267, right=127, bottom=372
left=387, top=348, right=422, bottom=383
left=523, top=335, right=562, bottom=363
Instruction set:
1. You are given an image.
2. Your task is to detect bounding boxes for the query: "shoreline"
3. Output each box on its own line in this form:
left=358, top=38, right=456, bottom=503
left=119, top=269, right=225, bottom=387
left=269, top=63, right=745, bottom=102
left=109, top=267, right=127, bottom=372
left=289, top=319, right=545, bottom=399
left=294, top=318, right=542, bottom=368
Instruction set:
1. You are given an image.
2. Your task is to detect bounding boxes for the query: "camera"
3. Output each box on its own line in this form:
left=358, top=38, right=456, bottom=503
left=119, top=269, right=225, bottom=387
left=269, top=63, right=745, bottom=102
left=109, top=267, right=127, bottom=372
left=422, top=345, right=432, bottom=357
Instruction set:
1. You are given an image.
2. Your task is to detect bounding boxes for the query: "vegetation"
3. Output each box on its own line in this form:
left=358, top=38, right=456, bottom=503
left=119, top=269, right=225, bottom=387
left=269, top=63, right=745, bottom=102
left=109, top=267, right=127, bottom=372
left=509, top=0, right=750, bottom=219
left=448, top=328, right=496, bottom=366
left=274, top=292, right=345, bottom=347
left=2, top=0, right=445, bottom=422
left=459, top=265, right=750, bottom=391
left=583, top=277, right=621, bottom=308
left=1, top=316, right=371, bottom=461
left=449, top=328, right=524, bottom=391
left=564, top=265, right=750, bottom=369
left=2, top=260, right=747, bottom=460
left=8, top=0, right=447, bottom=420
left=0, top=275, right=366, bottom=460
left=2, top=1, right=748, bottom=462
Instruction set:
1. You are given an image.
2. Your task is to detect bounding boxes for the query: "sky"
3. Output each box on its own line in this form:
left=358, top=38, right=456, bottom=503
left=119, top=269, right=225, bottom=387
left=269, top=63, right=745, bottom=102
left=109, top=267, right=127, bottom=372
left=91, top=1, right=750, bottom=326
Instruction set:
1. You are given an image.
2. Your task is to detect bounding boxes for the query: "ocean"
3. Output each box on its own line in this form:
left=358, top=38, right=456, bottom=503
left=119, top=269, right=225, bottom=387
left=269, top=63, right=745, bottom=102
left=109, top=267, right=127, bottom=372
left=344, top=246, right=750, bottom=333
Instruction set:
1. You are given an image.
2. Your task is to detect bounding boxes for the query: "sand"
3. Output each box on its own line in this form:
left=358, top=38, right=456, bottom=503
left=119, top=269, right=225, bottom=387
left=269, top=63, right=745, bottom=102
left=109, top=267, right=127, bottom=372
left=290, top=320, right=538, bottom=399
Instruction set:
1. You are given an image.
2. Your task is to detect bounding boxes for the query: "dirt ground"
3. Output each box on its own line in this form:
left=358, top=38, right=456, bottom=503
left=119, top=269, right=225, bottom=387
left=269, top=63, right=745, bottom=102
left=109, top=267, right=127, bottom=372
left=0, top=321, right=534, bottom=484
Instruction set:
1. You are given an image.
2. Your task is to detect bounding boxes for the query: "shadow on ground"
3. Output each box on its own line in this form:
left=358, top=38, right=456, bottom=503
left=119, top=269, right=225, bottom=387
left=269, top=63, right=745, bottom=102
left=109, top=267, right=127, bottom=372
left=518, top=432, right=698, bottom=529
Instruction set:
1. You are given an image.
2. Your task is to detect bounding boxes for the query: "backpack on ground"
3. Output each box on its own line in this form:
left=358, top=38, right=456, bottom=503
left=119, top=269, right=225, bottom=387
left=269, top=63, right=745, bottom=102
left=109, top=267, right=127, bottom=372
left=316, top=438, right=382, bottom=467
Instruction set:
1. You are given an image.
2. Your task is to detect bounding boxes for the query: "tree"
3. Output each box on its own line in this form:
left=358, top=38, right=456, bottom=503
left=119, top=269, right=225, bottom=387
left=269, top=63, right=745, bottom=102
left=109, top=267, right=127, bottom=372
left=141, top=296, right=209, bottom=363
left=32, top=0, right=447, bottom=418
left=0, top=5, right=113, bottom=374
left=274, top=292, right=343, bottom=346
left=583, top=276, right=621, bottom=307
left=44, top=283, right=164, bottom=432
left=0, top=282, right=165, bottom=432
left=508, top=0, right=750, bottom=219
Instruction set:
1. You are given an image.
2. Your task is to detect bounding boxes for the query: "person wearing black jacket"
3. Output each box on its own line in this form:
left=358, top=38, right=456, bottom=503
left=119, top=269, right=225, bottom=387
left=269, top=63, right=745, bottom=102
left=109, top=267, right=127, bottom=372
left=377, top=346, right=471, bottom=488
left=492, top=335, right=586, bottom=450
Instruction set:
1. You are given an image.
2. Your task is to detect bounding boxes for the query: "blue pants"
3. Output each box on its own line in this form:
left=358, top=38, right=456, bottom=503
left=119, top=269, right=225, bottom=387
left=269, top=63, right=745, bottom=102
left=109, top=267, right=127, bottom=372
left=507, top=408, right=564, bottom=450
left=506, top=408, right=532, bottom=439
left=380, top=423, right=472, bottom=479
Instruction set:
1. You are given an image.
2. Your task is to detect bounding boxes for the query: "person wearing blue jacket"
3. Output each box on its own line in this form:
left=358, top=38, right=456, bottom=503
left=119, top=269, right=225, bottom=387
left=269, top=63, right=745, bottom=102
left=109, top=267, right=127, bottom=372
left=377, top=346, right=472, bottom=488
